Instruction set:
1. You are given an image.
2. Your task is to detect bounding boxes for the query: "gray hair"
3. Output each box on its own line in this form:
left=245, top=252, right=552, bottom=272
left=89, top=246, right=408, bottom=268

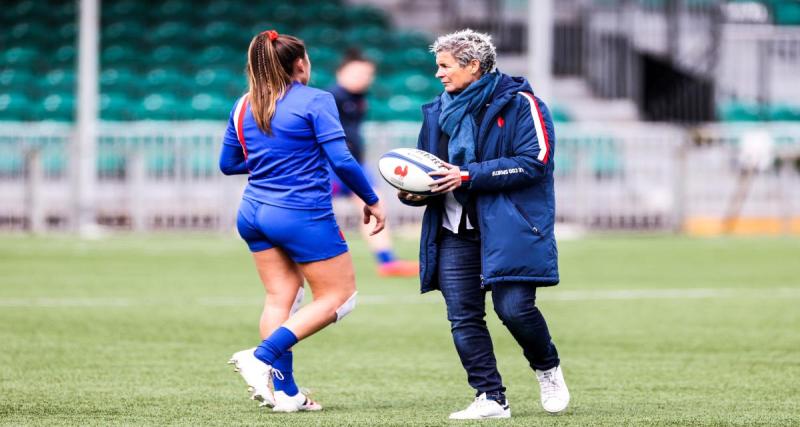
left=430, top=29, right=497, bottom=74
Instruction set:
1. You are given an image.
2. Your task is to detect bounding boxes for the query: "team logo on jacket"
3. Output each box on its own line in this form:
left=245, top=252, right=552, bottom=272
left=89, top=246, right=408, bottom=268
left=394, top=164, right=409, bottom=178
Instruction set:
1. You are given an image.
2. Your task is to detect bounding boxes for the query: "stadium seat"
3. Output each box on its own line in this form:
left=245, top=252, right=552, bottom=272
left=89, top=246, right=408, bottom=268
left=191, top=93, right=230, bottom=120
left=343, top=5, right=389, bottom=28
left=0, top=92, right=33, bottom=121
left=719, top=101, right=763, bottom=121
left=53, top=45, right=76, bottom=67
left=773, top=1, right=800, bottom=25
left=0, top=70, right=35, bottom=93
left=102, top=21, right=147, bottom=44
left=100, top=92, right=135, bottom=121
left=32, top=93, right=75, bottom=122
left=3, top=47, right=37, bottom=66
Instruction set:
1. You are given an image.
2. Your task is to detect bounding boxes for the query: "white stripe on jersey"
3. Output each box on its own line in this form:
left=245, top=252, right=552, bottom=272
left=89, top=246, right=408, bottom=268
left=232, top=95, right=247, bottom=144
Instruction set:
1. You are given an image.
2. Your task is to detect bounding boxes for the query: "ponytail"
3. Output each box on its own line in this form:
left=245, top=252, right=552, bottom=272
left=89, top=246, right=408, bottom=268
left=246, top=31, right=306, bottom=135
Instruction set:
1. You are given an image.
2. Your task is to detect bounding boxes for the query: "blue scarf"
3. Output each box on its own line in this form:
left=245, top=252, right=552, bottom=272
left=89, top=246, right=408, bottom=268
left=438, top=71, right=500, bottom=166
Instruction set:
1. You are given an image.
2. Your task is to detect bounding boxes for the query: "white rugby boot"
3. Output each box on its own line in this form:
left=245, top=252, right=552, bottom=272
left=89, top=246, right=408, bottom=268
left=271, top=388, right=323, bottom=413
left=448, top=393, right=511, bottom=420
left=535, top=365, right=570, bottom=414
left=228, top=347, right=274, bottom=407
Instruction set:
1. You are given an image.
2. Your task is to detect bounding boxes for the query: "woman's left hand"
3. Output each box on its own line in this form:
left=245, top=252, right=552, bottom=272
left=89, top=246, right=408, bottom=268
left=428, top=161, right=462, bottom=193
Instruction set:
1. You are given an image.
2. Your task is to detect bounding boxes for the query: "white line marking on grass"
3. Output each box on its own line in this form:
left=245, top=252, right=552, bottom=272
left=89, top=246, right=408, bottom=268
left=1, top=288, right=798, bottom=308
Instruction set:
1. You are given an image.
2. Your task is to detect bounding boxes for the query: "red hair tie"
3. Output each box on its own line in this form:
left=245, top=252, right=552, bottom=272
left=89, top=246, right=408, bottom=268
left=261, top=30, right=279, bottom=41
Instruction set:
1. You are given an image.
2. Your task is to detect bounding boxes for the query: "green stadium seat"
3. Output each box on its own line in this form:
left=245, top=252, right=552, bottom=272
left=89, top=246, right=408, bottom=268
left=306, top=46, right=340, bottom=71
left=139, top=93, right=181, bottom=120
left=343, top=5, right=389, bottom=28
left=190, top=93, right=230, bottom=120
left=101, top=44, right=143, bottom=68
left=53, top=45, right=76, bottom=66
left=41, top=69, right=76, bottom=93
left=387, top=72, right=440, bottom=99
left=0, top=69, right=35, bottom=91
left=32, top=93, right=75, bottom=122
left=101, top=68, right=147, bottom=96
left=307, top=3, right=345, bottom=25
left=386, top=94, right=424, bottom=121
left=194, top=45, right=242, bottom=67
left=57, top=22, right=77, bottom=40
left=145, top=21, right=192, bottom=45
left=151, top=0, right=194, bottom=21
left=102, top=21, right=147, bottom=44
left=342, top=26, right=388, bottom=49
left=148, top=45, right=192, bottom=67
left=298, top=26, right=343, bottom=48
left=100, top=92, right=134, bottom=121
left=310, top=70, right=335, bottom=90
left=719, top=101, right=763, bottom=121
left=146, top=68, right=193, bottom=94
left=0, top=92, right=33, bottom=121
left=3, top=47, right=37, bottom=66
left=9, top=22, right=50, bottom=45
left=773, top=2, right=800, bottom=25
left=101, top=0, right=148, bottom=21
left=769, top=103, right=800, bottom=121
left=388, top=31, right=432, bottom=50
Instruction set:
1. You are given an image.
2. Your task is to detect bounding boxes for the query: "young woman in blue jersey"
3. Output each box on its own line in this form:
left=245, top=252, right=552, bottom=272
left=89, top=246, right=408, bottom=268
left=220, top=30, right=385, bottom=413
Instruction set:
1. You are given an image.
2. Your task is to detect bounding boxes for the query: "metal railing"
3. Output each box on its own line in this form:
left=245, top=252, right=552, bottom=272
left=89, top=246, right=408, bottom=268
left=2, top=120, right=799, bottom=234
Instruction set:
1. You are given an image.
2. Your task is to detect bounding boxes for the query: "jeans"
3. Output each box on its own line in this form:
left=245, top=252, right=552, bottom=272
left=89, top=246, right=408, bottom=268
left=438, top=230, right=560, bottom=395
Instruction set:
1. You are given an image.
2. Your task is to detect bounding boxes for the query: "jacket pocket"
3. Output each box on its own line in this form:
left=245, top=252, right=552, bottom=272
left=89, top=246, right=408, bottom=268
left=506, top=194, right=541, bottom=236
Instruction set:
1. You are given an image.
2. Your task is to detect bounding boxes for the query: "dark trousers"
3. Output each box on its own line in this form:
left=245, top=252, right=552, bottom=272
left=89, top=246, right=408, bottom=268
left=438, top=230, right=560, bottom=395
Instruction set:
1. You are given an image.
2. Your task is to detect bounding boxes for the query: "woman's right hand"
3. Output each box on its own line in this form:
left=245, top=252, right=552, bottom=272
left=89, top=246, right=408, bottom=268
left=398, top=191, right=428, bottom=203
left=363, top=200, right=386, bottom=236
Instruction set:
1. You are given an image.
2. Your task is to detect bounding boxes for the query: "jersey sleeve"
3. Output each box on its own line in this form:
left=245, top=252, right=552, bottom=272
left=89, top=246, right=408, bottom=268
left=222, top=102, right=243, bottom=148
left=307, top=92, right=347, bottom=144
left=219, top=101, right=248, bottom=175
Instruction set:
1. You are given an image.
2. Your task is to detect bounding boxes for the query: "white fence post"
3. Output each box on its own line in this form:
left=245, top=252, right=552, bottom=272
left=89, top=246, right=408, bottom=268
left=25, top=148, right=45, bottom=234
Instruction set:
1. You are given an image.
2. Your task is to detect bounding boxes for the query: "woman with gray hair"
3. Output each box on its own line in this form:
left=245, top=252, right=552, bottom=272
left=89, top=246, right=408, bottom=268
left=399, top=29, right=570, bottom=419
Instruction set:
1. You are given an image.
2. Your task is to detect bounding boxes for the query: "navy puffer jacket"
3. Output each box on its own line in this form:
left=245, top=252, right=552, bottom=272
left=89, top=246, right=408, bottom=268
left=403, top=73, right=559, bottom=293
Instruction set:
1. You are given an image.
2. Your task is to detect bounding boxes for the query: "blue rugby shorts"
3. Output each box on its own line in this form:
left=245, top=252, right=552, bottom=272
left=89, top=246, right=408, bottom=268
left=236, top=198, right=348, bottom=263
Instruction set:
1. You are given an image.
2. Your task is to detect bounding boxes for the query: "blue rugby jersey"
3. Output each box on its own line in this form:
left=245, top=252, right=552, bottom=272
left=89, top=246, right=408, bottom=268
left=220, top=82, right=378, bottom=209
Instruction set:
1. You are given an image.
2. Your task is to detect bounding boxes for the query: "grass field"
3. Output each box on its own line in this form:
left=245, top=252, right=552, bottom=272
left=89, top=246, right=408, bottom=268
left=1, top=233, right=798, bottom=426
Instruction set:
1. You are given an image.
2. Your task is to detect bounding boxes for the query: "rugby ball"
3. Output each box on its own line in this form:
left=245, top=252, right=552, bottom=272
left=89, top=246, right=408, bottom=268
left=378, top=148, right=447, bottom=195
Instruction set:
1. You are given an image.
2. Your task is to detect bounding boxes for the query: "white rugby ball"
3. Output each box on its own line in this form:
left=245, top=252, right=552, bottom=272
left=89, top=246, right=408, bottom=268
left=378, top=148, right=447, bottom=195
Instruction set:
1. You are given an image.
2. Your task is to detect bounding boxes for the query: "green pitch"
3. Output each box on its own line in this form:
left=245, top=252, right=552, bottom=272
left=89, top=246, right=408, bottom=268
left=1, top=234, right=798, bottom=426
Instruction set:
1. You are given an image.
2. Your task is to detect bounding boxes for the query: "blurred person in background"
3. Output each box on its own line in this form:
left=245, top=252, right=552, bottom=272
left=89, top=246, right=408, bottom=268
left=399, top=29, right=569, bottom=420
left=328, top=49, right=418, bottom=277
left=220, top=30, right=385, bottom=413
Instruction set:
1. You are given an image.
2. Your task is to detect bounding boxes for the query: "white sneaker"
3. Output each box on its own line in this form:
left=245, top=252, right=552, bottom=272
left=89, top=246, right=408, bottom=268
left=536, top=365, right=570, bottom=414
left=228, top=348, right=274, bottom=407
left=271, top=389, right=323, bottom=412
left=448, top=393, right=511, bottom=420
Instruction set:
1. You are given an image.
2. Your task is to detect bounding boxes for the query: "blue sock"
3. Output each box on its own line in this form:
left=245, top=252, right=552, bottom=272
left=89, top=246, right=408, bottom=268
left=272, top=351, right=299, bottom=396
left=376, top=250, right=396, bottom=265
left=254, top=326, right=298, bottom=365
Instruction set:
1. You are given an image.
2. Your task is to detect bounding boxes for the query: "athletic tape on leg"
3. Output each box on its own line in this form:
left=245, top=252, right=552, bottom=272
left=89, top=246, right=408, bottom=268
left=335, top=291, right=357, bottom=322
left=290, top=287, right=305, bottom=315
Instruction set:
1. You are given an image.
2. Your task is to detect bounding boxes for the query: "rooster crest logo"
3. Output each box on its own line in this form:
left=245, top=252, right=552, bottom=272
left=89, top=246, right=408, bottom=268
left=394, top=164, right=409, bottom=178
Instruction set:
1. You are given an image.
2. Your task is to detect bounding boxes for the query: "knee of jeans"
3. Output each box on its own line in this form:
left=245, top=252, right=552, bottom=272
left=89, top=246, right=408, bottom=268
left=447, top=309, right=486, bottom=330
left=494, top=301, right=538, bottom=327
